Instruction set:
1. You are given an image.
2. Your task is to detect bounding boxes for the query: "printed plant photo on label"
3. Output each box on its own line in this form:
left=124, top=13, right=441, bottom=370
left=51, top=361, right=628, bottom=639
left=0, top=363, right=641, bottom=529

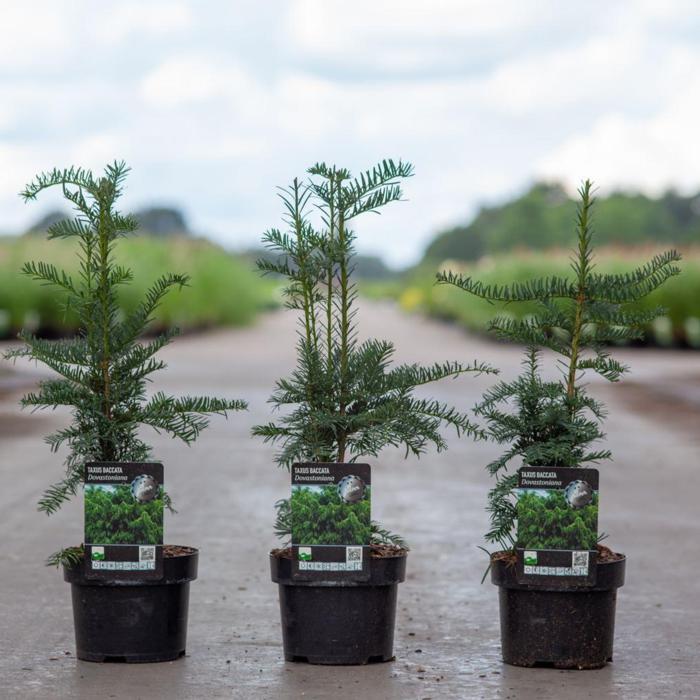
left=291, top=482, right=371, bottom=546
left=84, top=483, right=163, bottom=545
left=517, top=486, right=598, bottom=551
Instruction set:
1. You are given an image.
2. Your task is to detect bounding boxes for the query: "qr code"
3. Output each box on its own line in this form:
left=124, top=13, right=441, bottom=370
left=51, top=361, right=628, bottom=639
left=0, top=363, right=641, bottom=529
left=139, top=546, right=155, bottom=562
left=572, top=551, right=588, bottom=568
left=346, top=546, right=363, bottom=564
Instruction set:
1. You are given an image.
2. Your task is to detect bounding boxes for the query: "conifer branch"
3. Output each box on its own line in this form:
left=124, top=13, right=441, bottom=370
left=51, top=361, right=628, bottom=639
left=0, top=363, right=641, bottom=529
left=7, top=162, right=247, bottom=525
left=440, top=180, right=682, bottom=550
left=255, top=160, right=494, bottom=544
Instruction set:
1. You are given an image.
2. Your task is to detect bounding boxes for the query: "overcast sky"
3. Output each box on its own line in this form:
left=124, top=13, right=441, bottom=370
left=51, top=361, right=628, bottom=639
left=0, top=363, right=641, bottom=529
left=1, top=1, right=698, bottom=266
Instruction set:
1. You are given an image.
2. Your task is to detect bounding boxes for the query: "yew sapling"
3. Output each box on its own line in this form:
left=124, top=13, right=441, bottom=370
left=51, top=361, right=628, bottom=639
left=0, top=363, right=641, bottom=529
left=6, top=162, right=247, bottom=566
left=438, top=180, right=681, bottom=551
left=253, top=159, right=496, bottom=546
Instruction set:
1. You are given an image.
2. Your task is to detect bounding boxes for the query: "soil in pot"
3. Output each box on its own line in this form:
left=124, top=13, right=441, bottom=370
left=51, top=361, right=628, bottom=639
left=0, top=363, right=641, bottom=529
left=491, top=545, right=626, bottom=669
left=271, top=545, right=407, bottom=665
left=64, top=545, right=198, bottom=663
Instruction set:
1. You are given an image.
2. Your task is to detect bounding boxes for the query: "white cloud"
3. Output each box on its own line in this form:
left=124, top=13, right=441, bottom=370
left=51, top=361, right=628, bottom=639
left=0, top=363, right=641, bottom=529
left=537, top=79, right=700, bottom=194
left=72, top=131, right=127, bottom=167
left=0, top=5, right=69, bottom=70
left=95, top=1, right=192, bottom=45
left=0, top=1, right=191, bottom=71
left=140, top=54, right=260, bottom=108
left=474, top=33, right=644, bottom=115
left=0, top=143, right=58, bottom=229
left=141, top=55, right=230, bottom=105
left=1, top=1, right=700, bottom=264
left=290, top=0, right=539, bottom=53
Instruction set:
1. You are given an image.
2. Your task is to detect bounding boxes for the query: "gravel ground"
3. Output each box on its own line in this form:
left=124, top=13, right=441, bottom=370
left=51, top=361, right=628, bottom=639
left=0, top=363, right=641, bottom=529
left=1, top=302, right=699, bottom=699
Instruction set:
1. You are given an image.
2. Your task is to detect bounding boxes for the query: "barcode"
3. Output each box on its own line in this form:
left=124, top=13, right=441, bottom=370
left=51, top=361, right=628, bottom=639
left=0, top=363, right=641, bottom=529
left=92, top=560, right=155, bottom=570
left=139, top=546, right=155, bottom=562
left=346, top=546, right=363, bottom=563
left=299, top=561, right=362, bottom=571
left=522, top=550, right=590, bottom=577
left=572, top=551, right=588, bottom=568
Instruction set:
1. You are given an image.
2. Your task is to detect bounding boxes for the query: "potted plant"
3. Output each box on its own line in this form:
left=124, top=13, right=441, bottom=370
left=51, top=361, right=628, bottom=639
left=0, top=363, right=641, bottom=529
left=6, top=162, right=246, bottom=662
left=253, top=159, right=495, bottom=665
left=438, top=180, right=681, bottom=668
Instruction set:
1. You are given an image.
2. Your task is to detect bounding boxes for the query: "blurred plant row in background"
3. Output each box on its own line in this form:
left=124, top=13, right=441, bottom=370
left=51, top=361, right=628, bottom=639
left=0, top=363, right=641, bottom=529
left=378, top=248, right=700, bottom=348
left=0, top=235, right=276, bottom=339
left=367, top=182, right=700, bottom=349
left=2, top=181, right=698, bottom=347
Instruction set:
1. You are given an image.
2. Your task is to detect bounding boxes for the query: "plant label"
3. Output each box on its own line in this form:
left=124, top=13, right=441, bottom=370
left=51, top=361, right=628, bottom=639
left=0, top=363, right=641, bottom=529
left=290, top=463, right=371, bottom=582
left=84, top=462, right=164, bottom=581
left=515, top=466, right=599, bottom=587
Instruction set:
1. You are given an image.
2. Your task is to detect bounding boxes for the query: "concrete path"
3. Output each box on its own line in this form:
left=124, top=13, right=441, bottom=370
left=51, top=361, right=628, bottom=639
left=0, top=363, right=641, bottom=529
left=1, top=302, right=698, bottom=699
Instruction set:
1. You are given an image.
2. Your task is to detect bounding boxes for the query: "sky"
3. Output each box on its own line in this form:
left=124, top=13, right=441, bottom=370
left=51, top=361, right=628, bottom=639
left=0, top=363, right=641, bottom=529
left=1, top=1, right=699, bottom=267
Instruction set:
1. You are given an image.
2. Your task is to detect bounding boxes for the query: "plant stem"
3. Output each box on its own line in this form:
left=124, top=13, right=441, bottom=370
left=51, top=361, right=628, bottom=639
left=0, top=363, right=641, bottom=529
left=325, top=178, right=335, bottom=373
left=337, top=203, right=348, bottom=463
left=566, top=182, right=592, bottom=413
left=293, top=179, right=314, bottom=350
left=97, top=197, right=113, bottom=458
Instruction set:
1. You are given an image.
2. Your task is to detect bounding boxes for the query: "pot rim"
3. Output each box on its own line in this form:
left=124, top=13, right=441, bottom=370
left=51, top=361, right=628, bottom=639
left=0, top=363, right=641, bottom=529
left=490, top=552, right=626, bottom=592
left=271, top=548, right=407, bottom=587
left=63, top=544, right=199, bottom=587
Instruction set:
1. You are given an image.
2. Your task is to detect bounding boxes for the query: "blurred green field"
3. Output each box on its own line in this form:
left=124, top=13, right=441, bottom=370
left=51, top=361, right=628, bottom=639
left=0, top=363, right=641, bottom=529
left=386, top=248, right=700, bottom=348
left=0, top=235, right=276, bottom=339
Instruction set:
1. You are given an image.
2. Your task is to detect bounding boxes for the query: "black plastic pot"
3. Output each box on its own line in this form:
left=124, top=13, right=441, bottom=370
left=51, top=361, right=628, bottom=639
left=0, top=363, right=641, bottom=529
left=491, top=554, right=626, bottom=669
left=270, top=551, right=406, bottom=665
left=63, top=546, right=198, bottom=663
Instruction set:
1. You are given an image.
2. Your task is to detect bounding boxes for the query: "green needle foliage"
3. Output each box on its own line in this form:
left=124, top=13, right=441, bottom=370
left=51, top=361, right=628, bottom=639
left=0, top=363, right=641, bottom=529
left=438, top=180, right=681, bottom=551
left=84, top=485, right=163, bottom=545
left=253, top=159, right=496, bottom=546
left=5, top=162, right=246, bottom=562
left=517, top=490, right=598, bottom=551
left=290, top=485, right=372, bottom=546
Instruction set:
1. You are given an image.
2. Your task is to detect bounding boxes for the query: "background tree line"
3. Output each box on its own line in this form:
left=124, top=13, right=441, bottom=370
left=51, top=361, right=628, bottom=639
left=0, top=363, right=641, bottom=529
left=425, top=183, right=700, bottom=264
